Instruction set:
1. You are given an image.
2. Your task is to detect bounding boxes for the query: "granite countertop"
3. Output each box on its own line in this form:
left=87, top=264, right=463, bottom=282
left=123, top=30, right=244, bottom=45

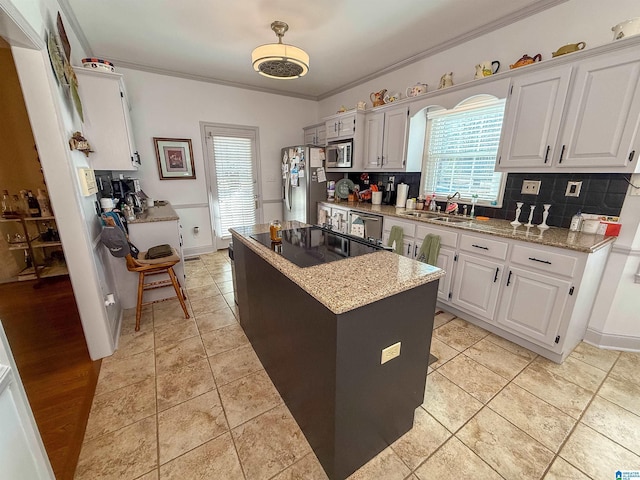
left=128, top=203, right=179, bottom=224
left=230, top=221, right=445, bottom=315
left=322, top=201, right=616, bottom=254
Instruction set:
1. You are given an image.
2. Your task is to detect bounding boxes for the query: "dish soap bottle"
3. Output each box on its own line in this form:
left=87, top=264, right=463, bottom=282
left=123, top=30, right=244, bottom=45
left=428, top=194, right=437, bottom=211
left=569, top=210, right=583, bottom=232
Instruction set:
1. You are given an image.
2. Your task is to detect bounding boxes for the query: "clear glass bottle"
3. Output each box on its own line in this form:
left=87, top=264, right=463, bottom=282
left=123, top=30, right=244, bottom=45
left=2, top=190, right=13, bottom=216
left=569, top=210, right=583, bottom=232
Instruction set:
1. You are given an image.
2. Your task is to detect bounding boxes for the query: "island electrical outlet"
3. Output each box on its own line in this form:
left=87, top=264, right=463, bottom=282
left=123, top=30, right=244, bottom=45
left=381, top=342, right=401, bottom=364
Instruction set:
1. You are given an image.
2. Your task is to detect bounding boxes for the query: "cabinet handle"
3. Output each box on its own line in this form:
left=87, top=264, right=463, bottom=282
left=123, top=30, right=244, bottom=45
left=407, top=244, right=411, bottom=255
left=528, top=257, right=552, bottom=265
left=558, top=144, right=566, bottom=163
left=630, top=150, right=636, bottom=162
left=494, top=267, right=499, bottom=283
left=506, top=270, right=513, bottom=286
left=544, top=145, right=550, bottom=163
left=472, top=244, right=489, bottom=250
left=414, top=244, right=418, bottom=257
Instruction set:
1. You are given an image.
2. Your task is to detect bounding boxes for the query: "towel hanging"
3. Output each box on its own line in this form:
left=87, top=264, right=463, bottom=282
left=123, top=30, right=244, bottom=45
left=417, top=234, right=441, bottom=265
left=387, top=226, right=404, bottom=255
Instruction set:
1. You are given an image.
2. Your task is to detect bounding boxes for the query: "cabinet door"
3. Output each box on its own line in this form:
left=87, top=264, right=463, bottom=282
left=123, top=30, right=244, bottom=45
left=317, top=205, right=331, bottom=226
left=304, top=128, right=316, bottom=145
left=338, top=113, right=356, bottom=138
left=558, top=51, right=640, bottom=169
left=497, top=66, right=571, bottom=170
left=412, top=244, right=455, bottom=302
left=363, top=112, right=384, bottom=169
left=451, top=253, right=502, bottom=320
left=316, top=125, right=327, bottom=146
left=325, top=119, right=339, bottom=140
left=382, top=106, right=409, bottom=170
left=497, top=267, right=571, bottom=346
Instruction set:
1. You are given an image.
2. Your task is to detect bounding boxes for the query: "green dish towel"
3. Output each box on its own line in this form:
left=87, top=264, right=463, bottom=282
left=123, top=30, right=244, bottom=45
left=417, top=234, right=441, bottom=265
left=387, top=226, right=404, bottom=255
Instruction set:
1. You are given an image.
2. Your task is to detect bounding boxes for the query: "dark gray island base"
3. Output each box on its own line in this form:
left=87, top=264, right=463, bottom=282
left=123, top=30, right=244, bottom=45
left=232, top=225, right=443, bottom=480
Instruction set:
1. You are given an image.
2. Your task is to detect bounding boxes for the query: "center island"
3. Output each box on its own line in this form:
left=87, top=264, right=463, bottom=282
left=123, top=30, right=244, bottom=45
left=230, top=221, right=444, bottom=480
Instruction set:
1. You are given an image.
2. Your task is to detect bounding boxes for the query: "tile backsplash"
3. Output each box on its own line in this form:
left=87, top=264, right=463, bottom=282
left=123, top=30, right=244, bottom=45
left=341, top=171, right=627, bottom=228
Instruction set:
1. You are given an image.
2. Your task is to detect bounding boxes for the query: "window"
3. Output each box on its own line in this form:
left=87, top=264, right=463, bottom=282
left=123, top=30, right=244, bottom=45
left=421, top=96, right=506, bottom=207
left=204, top=125, right=260, bottom=245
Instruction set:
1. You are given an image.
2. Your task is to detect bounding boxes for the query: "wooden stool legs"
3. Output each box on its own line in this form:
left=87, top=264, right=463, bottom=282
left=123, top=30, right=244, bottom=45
left=134, top=266, right=190, bottom=331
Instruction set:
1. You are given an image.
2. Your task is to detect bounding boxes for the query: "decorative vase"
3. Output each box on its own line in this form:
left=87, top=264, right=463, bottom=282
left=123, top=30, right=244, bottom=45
left=510, top=202, right=523, bottom=226
left=525, top=204, right=536, bottom=227
left=537, top=204, right=551, bottom=230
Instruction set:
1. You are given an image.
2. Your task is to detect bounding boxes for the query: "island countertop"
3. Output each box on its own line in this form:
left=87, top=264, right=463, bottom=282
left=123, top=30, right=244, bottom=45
left=230, top=221, right=444, bottom=315
left=322, top=201, right=616, bottom=254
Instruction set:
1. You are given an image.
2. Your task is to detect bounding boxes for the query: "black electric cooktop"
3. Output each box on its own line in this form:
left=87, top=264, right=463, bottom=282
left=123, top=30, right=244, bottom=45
left=251, top=226, right=382, bottom=268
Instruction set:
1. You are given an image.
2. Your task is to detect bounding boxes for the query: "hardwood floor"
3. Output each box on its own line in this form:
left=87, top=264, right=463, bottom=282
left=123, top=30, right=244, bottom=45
left=0, top=276, right=100, bottom=480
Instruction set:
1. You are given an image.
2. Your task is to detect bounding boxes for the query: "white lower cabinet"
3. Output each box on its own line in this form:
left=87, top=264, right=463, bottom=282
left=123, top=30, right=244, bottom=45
left=497, top=266, right=571, bottom=346
left=382, top=217, right=416, bottom=258
left=451, top=253, right=503, bottom=320
left=413, top=224, right=458, bottom=302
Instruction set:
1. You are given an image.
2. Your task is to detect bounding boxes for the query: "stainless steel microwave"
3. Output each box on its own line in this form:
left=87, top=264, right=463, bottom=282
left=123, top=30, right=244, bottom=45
left=326, top=141, right=352, bottom=168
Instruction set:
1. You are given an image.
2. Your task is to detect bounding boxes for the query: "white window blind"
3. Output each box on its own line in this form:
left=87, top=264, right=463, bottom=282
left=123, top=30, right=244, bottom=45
left=422, top=97, right=506, bottom=206
left=210, top=134, right=256, bottom=236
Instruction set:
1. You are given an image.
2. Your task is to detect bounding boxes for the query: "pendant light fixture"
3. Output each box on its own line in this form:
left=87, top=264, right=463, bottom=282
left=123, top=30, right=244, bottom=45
left=251, top=21, right=309, bottom=79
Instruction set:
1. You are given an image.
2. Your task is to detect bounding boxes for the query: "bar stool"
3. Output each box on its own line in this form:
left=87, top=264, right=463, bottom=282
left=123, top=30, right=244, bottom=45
left=125, top=248, right=190, bottom=331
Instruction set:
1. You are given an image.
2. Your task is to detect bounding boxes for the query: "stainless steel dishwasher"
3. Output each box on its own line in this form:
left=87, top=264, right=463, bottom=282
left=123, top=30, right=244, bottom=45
left=347, top=211, right=383, bottom=242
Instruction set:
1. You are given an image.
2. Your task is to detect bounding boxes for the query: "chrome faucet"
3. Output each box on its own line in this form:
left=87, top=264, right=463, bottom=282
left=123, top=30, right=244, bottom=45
left=445, top=192, right=460, bottom=214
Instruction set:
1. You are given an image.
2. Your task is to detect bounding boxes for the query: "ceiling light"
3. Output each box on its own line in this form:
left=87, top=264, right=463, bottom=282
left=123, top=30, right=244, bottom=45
left=251, top=21, right=309, bottom=79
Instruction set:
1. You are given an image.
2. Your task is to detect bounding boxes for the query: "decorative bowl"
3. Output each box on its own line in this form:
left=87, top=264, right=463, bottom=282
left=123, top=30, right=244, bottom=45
left=81, top=58, right=116, bottom=73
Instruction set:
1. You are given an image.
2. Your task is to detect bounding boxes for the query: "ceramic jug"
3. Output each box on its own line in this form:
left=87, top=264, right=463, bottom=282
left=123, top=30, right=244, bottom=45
left=438, top=72, right=453, bottom=89
left=406, top=83, right=428, bottom=97
left=474, top=60, right=500, bottom=79
left=370, top=89, right=387, bottom=107
left=551, top=42, right=585, bottom=57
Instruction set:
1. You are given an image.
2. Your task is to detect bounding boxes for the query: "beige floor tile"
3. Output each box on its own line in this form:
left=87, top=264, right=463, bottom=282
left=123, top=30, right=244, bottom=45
left=457, top=408, right=554, bottom=480
left=271, top=453, right=329, bottom=480
left=533, top=355, right=607, bottom=393
left=232, top=404, right=311, bottom=480
left=514, top=361, right=594, bottom=418
left=186, top=283, right=221, bottom=300
left=184, top=261, right=207, bottom=275
left=85, top=378, right=156, bottom=441
left=218, top=369, right=282, bottom=428
left=201, top=323, right=249, bottom=357
left=488, top=383, right=576, bottom=452
left=598, top=373, right=640, bottom=416
left=415, top=436, right=502, bottom=480
left=560, top=423, right=640, bottom=480
left=422, top=372, right=483, bottom=432
left=569, top=342, right=620, bottom=372
left=95, top=349, right=155, bottom=396
left=158, top=433, right=243, bottom=480
left=134, top=470, right=158, bottom=480
left=155, top=335, right=206, bottom=375
left=464, top=337, right=532, bottom=380
left=428, top=338, right=458, bottom=370
left=432, top=318, right=488, bottom=351
left=390, top=407, right=451, bottom=469
left=347, top=446, right=411, bottom=480
left=195, top=306, right=237, bottom=334
left=158, top=390, right=228, bottom=464
left=113, top=327, right=155, bottom=358
left=213, top=270, right=233, bottom=283
left=153, top=318, right=199, bottom=350
left=152, top=302, right=192, bottom=328
left=581, top=396, right=640, bottom=455
left=185, top=272, right=215, bottom=288
left=433, top=310, right=456, bottom=329
left=120, top=309, right=153, bottom=337
left=543, top=457, right=590, bottom=480
left=484, top=333, right=538, bottom=361
left=209, top=344, right=263, bottom=386
left=609, top=351, right=640, bottom=383
left=189, top=294, right=229, bottom=316
left=223, top=292, right=235, bottom=307
left=438, top=354, right=508, bottom=403
left=156, top=358, right=216, bottom=412
left=75, top=416, right=157, bottom=480
left=217, top=279, right=234, bottom=294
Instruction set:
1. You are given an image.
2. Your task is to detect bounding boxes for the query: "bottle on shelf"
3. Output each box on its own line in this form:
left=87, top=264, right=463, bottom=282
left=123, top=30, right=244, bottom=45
left=37, top=189, right=53, bottom=216
left=24, top=249, right=32, bottom=268
left=2, top=190, right=16, bottom=216
left=12, top=194, right=23, bottom=215
left=27, top=190, right=41, bottom=217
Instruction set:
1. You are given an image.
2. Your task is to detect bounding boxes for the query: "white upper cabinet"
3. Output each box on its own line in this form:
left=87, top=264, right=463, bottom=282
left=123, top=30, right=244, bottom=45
left=557, top=50, right=640, bottom=170
left=363, top=112, right=384, bottom=169
left=362, top=105, right=412, bottom=171
left=325, top=111, right=356, bottom=141
left=497, top=66, right=572, bottom=170
left=74, top=68, right=140, bottom=171
left=303, top=123, right=326, bottom=146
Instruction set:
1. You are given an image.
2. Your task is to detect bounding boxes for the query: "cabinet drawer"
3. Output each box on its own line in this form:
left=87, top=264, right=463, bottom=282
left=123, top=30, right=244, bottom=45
left=382, top=217, right=416, bottom=237
left=510, top=244, right=578, bottom=278
left=459, top=234, right=508, bottom=260
left=415, top=224, right=458, bottom=248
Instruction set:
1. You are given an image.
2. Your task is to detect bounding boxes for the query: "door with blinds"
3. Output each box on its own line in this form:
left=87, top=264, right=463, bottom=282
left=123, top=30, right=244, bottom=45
left=204, top=125, right=262, bottom=249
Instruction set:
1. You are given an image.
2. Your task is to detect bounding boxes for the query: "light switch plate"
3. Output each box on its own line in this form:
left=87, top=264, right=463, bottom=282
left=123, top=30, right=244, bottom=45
left=521, top=180, right=541, bottom=195
left=565, top=181, right=582, bottom=197
left=381, top=342, right=401, bottom=364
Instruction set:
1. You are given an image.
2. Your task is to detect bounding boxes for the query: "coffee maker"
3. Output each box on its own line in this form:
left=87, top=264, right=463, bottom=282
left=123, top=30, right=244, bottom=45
left=383, top=179, right=395, bottom=205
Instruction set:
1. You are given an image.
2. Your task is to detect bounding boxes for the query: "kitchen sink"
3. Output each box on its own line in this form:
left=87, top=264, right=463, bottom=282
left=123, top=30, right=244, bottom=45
left=430, top=216, right=471, bottom=224
left=399, top=211, right=440, bottom=219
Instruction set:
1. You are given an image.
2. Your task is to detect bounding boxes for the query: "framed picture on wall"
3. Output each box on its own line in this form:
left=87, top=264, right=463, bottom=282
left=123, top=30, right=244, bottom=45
left=154, top=137, right=196, bottom=180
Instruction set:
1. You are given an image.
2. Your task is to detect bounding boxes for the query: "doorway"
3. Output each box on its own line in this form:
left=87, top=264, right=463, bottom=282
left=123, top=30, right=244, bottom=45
left=202, top=123, right=263, bottom=250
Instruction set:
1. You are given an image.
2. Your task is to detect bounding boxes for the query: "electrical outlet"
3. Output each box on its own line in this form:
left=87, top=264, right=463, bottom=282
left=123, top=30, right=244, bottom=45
left=388, top=176, right=395, bottom=183
left=629, top=174, right=640, bottom=196
left=521, top=180, right=541, bottom=195
left=381, top=342, right=401, bottom=364
left=565, top=181, right=582, bottom=197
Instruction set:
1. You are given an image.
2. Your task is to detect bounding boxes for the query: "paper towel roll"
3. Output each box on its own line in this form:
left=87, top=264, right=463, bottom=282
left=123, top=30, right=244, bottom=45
left=396, top=183, right=409, bottom=208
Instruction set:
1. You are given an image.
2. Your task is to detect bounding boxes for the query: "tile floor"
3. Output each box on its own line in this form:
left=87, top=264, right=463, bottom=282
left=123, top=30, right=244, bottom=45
left=75, top=250, right=640, bottom=480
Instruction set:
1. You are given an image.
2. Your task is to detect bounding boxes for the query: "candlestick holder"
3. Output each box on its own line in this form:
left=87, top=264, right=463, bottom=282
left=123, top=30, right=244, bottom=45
left=537, top=204, right=551, bottom=230
left=525, top=204, right=536, bottom=228
left=510, top=202, right=523, bottom=227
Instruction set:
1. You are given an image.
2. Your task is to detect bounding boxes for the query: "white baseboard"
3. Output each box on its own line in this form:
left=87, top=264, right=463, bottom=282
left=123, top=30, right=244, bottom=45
left=583, top=328, right=640, bottom=352
left=183, top=245, right=217, bottom=258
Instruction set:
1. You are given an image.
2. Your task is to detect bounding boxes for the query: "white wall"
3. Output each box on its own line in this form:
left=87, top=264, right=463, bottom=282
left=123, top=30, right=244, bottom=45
left=120, top=68, right=318, bottom=254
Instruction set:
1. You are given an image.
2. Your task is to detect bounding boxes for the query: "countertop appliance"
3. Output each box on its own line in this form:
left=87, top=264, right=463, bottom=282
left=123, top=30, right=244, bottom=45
left=251, top=226, right=383, bottom=268
left=282, top=145, right=327, bottom=225
left=348, top=211, right=383, bottom=242
left=325, top=141, right=352, bottom=168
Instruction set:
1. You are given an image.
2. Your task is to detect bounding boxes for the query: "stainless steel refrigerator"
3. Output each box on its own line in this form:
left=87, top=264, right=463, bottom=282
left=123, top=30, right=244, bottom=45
left=282, top=145, right=327, bottom=225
